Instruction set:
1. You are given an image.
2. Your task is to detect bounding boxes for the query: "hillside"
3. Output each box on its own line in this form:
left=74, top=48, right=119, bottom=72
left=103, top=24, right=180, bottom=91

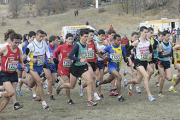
left=0, top=1, right=179, bottom=43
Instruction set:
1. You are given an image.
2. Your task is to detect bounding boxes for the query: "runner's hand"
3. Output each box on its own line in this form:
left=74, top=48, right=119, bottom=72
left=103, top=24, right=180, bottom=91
left=105, top=57, right=112, bottom=62
left=80, top=59, right=87, bottom=63
left=31, top=58, right=38, bottom=63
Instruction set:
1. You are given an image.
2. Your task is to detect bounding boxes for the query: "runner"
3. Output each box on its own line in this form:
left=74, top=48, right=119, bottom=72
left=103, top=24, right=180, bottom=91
left=124, top=32, right=140, bottom=95
left=96, top=34, right=127, bottom=102
left=16, top=31, right=36, bottom=96
left=79, top=29, right=101, bottom=100
left=0, top=33, right=27, bottom=112
left=21, top=30, right=51, bottom=109
left=54, top=33, right=75, bottom=104
left=43, top=35, right=58, bottom=100
left=158, top=30, right=172, bottom=97
left=124, top=26, right=156, bottom=101
left=57, top=29, right=97, bottom=106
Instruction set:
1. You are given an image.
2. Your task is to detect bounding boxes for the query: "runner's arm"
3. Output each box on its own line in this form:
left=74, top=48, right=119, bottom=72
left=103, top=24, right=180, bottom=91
left=53, top=45, right=61, bottom=58
left=44, top=42, right=51, bottom=59
left=0, top=46, right=7, bottom=56
left=122, top=46, right=128, bottom=63
left=68, top=43, right=80, bottom=61
left=126, top=40, right=138, bottom=56
left=158, top=44, right=171, bottom=58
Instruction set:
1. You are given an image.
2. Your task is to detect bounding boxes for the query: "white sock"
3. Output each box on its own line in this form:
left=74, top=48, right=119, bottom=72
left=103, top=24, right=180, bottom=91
left=18, top=78, right=21, bottom=82
left=42, top=101, right=45, bottom=104
left=33, top=94, right=36, bottom=97
left=118, top=95, right=122, bottom=99
left=0, top=92, right=2, bottom=97
left=175, top=74, right=178, bottom=79
left=129, top=85, right=133, bottom=90
left=97, top=82, right=99, bottom=86
left=94, top=92, right=98, bottom=97
left=170, top=86, right=174, bottom=89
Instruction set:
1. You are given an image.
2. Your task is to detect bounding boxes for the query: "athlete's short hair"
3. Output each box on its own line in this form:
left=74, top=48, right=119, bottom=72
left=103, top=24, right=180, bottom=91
left=28, top=31, right=36, bottom=38
left=49, top=35, right=57, bottom=43
left=88, top=29, right=94, bottom=33
left=36, top=30, right=45, bottom=35
left=113, top=34, right=121, bottom=40
left=98, top=29, right=105, bottom=35
left=4, top=29, right=16, bottom=41
left=10, top=33, right=22, bottom=41
left=131, top=32, right=138, bottom=36
left=140, top=26, right=147, bottom=32
left=108, top=29, right=116, bottom=35
left=80, top=29, right=89, bottom=36
left=66, top=33, right=73, bottom=39
left=158, top=32, right=163, bottom=36
left=162, top=30, right=170, bottom=36
left=147, top=27, right=154, bottom=32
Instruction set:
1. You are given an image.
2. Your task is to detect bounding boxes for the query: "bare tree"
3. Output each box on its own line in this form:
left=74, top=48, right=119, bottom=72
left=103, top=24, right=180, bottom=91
left=9, top=0, right=23, bottom=18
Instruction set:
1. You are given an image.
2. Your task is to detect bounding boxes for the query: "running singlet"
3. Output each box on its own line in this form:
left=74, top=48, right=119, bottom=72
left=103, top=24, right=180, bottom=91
left=45, top=44, right=57, bottom=65
left=22, top=40, right=29, bottom=54
left=158, top=41, right=172, bottom=61
left=75, top=42, right=87, bottom=66
left=86, top=41, right=97, bottom=62
left=28, top=39, right=49, bottom=69
left=96, top=42, right=106, bottom=61
left=175, top=43, right=180, bottom=62
left=135, top=40, right=150, bottom=61
left=1, top=45, right=20, bottom=73
left=104, top=44, right=126, bottom=69
left=53, top=43, right=73, bottom=68
left=153, top=39, right=160, bottom=59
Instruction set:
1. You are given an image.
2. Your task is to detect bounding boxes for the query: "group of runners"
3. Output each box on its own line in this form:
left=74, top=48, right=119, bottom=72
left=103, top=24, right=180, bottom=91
left=0, top=26, right=179, bottom=113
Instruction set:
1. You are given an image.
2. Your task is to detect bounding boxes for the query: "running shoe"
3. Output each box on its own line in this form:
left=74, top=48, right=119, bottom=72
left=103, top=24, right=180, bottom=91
left=123, top=79, right=127, bottom=89
left=99, top=93, right=104, bottom=99
left=118, top=96, right=125, bottom=102
left=68, top=99, right=75, bottom=104
left=158, top=93, right=164, bottom=97
left=33, top=96, right=41, bottom=101
left=169, top=87, right=177, bottom=93
left=155, top=82, right=160, bottom=87
left=153, top=71, right=159, bottom=77
left=87, top=99, right=98, bottom=106
left=109, top=91, right=118, bottom=96
left=172, top=74, right=178, bottom=85
left=56, top=83, right=62, bottom=94
left=144, top=89, right=147, bottom=93
left=128, top=86, right=132, bottom=96
left=42, top=102, right=49, bottom=109
left=50, top=95, right=55, bottom=100
left=123, top=68, right=127, bottom=76
left=79, top=85, right=83, bottom=97
left=148, top=95, right=156, bottom=101
left=136, top=86, right=141, bottom=93
left=16, top=88, right=23, bottom=96
left=112, top=87, right=117, bottom=91
left=96, top=80, right=99, bottom=87
left=14, top=102, right=23, bottom=110
left=94, top=95, right=101, bottom=101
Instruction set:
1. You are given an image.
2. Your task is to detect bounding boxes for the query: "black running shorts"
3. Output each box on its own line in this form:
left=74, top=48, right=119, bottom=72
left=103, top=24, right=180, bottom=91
left=69, top=63, right=88, bottom=78
left=1, top=71, right=18, bottom=83
left=134, top=59, right=148, bottom=70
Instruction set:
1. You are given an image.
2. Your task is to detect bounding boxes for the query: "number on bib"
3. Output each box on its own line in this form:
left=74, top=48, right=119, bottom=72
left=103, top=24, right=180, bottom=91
left=7, top=61, right=18, bottom=71
left=63, top=58, right=72, bottom=67
left=110, top=53, right=121, bottom=62
left=86, top=50, right=94, bottom=59
left=37, top=55, right=45, bottom=66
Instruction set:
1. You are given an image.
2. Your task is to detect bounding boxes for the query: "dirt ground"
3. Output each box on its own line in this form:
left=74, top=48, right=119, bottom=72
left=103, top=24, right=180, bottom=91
left=1, top=61, right=180, bottom=120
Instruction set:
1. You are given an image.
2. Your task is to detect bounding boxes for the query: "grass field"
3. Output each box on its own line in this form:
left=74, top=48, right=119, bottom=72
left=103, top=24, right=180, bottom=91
left=1, top=62, right=180, bottom=120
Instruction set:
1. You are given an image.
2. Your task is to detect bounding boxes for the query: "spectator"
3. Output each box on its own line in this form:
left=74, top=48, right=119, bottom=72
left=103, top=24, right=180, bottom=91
left=74, top=11, right=76, bottom=17
left=76, top=10, right=79, bottom=16
left=121, top=34, right=129, bottom=46
left=86, top=21, right=89, bottom=25
left=167, top=28, right=170, bottom=33
left=109, top=25, right=113, bottom=30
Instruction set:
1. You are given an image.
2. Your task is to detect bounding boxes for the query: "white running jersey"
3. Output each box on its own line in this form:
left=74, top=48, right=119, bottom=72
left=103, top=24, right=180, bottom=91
left=96, top=42, right=106, bottom=61
left=135, top=40, right=150, bottom=61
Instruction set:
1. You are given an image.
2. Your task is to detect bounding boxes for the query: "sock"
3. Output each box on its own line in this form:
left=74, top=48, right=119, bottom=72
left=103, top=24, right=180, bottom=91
left=94, top=92, right=98, bottom=97
left=170, top=86, right=174, bottom=89
left=33, top=94, right=36, bottom=97
left=118, top=95, right=122, bottom=99
left=129, top=85, right=132, bottom=90
left=18, top=78, right=21, bottom=83
left=0, top=92, right=2, bottom=97
left=42, top=101, right=45, bottom=104
left=159, top=92, right=162, bottom=94
left=97, top=82, right=99, bottom=86
left=175, top=74, right=178, bottom=79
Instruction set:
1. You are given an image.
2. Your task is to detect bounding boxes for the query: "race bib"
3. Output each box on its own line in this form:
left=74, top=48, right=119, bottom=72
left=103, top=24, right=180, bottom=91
left=140, top=52, right=149, bottom=60
left=7, top=60, right=18, bottom=71
left=110, top=53, right=121, bottom=62
left=80, top=54, right=86, bottom=59
left=37, top=55, right=45, bottom=66
left=86, top=50, right=94, bottom=59
left=63, top=58, right=72, bottom=67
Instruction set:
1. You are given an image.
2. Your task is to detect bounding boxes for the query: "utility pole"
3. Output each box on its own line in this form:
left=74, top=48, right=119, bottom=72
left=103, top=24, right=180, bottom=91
left=96, top=0, right=98, bottom=8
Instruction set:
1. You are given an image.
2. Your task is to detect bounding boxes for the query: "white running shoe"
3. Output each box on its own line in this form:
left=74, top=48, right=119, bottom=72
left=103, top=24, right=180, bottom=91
left=79, top=85, right=83, bottom=97
left=94, top=95, right=101, bottom=101
left=149, top=95, right=156, bottom=101
left=136, top=86, right=141, bottom=93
